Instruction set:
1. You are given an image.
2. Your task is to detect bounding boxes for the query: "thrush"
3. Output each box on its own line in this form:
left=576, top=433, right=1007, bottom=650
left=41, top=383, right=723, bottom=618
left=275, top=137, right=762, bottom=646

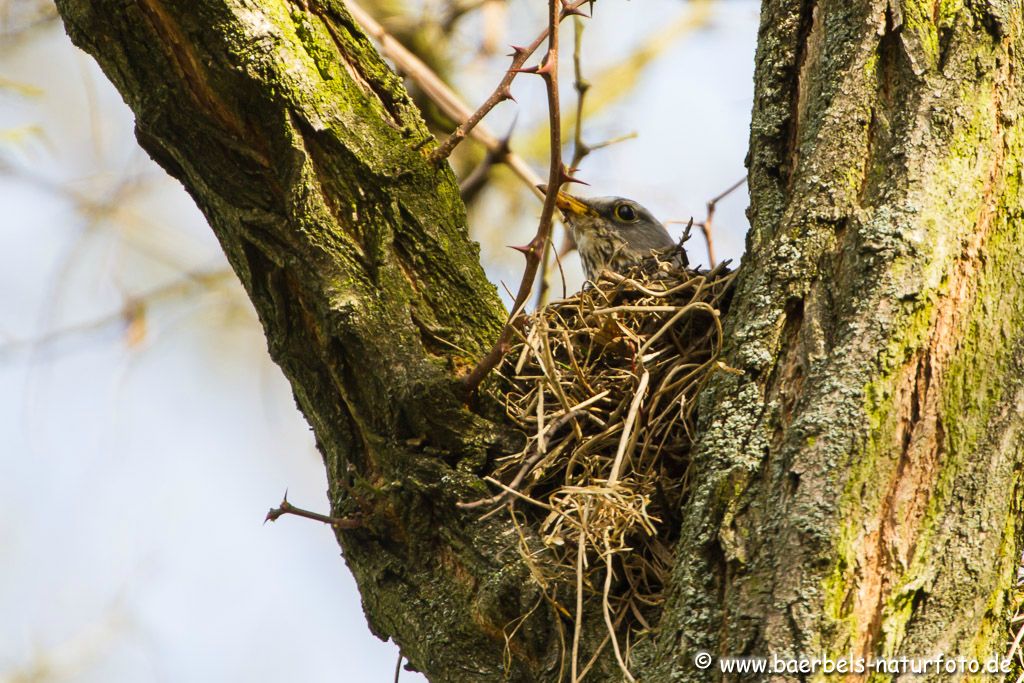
left=548, top=189, right=684, bottom=282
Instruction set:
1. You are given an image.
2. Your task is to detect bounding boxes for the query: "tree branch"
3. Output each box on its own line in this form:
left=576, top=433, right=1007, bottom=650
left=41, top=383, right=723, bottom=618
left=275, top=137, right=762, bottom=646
left=50, top=0, right=572, bottom=678
left=461, top=0, right=571, bottom=395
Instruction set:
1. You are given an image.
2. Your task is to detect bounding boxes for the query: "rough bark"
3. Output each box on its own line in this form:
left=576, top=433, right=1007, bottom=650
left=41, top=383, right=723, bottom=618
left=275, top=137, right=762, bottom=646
left=641, top=1, right=1024, bottom=680
left=52, top=1, right=572, bottom=680
left=53, top=0, right=1024, bottom=682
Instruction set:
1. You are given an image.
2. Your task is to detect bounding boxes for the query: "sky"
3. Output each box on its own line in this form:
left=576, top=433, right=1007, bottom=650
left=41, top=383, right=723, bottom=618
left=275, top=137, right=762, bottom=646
left=0, top=1, right=760, bottom=681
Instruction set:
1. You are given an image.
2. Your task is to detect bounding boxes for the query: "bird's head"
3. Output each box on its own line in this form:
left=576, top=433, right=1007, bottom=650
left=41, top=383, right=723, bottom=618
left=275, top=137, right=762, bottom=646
left=537, top=186, right=675, bottom=252
left=550, top=191, right=664, bottom=239
left=536, top=186, right=684, bottom=279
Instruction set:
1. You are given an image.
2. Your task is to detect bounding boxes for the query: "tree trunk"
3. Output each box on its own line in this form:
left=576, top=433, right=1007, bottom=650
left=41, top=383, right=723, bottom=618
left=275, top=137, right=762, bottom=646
left=640, top=1, right=1024, bottom=680
left=53, top=1, right=1024, bottom=681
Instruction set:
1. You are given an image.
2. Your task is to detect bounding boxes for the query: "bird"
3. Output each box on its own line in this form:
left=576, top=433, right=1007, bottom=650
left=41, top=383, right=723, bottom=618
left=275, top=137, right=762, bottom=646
left=545, top=188, right=685, bottom=282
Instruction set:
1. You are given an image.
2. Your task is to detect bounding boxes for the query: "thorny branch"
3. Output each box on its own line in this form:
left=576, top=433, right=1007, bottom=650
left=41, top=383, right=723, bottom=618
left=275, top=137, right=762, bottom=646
left=344, top=0, right=545, bottom=191
left=538, top=13, right=618, bottom=308
left=430, top=0, right=593, bottom=165
left=265, top=491, right=362, bottom=529
left=462, top=0, right=576, bottom=395
left=428, top=27, right=547, bottom=164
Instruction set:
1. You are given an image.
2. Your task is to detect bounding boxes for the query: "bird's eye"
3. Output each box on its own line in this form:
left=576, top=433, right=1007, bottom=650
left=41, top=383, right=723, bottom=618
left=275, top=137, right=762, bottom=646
left=614, top=203, right=638, bottom=222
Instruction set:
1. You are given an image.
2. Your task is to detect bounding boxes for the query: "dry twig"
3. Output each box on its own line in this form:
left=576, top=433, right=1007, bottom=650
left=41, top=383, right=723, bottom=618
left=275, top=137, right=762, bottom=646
left=462, top=0, right=578, bottom=395
left=265, top=491, right=361, bottom=529
left=696, top=175, right=746, bottom=267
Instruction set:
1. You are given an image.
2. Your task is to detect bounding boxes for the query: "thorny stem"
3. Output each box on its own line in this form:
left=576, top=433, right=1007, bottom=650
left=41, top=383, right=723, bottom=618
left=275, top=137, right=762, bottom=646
left=428, top=28, right=548, bottom=164
left=344, top=0, right=545, bottom=191
left=430, top=0, right=593, bottom=165
left=538, top=14, right=588, bottom=309
left=462, top=0, right=570, bottom=396
left=265, top=492, right=361, bottom=529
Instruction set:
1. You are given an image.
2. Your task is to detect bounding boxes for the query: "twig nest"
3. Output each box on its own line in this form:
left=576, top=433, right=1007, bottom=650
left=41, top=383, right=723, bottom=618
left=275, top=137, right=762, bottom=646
left=480, top=255, right=737, bottom=670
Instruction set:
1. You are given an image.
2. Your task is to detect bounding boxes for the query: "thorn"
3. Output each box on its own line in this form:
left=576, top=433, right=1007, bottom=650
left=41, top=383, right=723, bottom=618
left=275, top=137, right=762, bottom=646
left=508, top=44, right=529, bottom=58
left=503, top=113, right=519, bottom=141
left=509, top=65, right=540, bottom=75
left=495, top=137, right=512, bottom=158
left=560, top=164, right=588, bottom=186
left=498, top=86, right=515, bottom=103
left=560, top=6, right=590, bottom=19
left=536, top=56, right=555, bottom=76
left=509, top=243, right=533, bottom=256
left=265, top=489, right=291, bottom=525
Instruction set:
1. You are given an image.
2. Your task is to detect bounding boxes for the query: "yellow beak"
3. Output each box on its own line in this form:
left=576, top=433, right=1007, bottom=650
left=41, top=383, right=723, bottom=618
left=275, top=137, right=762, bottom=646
left=553, top=191, right=596, bottom=217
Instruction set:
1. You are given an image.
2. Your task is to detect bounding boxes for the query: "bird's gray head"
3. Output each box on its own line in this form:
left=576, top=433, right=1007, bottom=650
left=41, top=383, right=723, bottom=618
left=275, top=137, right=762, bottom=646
left=551, top=191, right=676, bottom=254
left=538, top=188, right=682, bottom=280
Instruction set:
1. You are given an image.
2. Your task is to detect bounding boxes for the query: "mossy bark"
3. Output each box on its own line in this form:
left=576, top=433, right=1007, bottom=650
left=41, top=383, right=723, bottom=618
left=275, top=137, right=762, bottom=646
left=53, top=0, right=1024, bottom=681
left=52, top=1, right=578, bottom=680
left=640, top=1, right=1024, bottom=680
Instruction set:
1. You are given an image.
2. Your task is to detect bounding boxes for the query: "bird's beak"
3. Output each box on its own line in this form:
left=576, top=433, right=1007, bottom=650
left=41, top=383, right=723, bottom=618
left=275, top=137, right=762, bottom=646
left=554, top=191, right=594, bottom=217
left=536, top=185, right=596, bottom=217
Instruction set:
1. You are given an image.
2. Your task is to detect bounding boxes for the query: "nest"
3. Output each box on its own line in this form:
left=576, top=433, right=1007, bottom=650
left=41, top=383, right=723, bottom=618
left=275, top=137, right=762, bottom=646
left=469, top=252, right=738, bottom=678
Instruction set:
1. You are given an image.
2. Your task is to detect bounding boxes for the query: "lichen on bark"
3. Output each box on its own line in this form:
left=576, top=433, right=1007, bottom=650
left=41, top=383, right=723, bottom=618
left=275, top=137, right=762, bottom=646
left=640, top=2, right=1024, bottom=680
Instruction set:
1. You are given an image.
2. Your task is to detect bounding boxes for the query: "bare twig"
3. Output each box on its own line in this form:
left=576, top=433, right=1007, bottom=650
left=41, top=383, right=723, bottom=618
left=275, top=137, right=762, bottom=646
left=462, top=0, right=572, bottom=395
left=428, top=26, right=548, bottom=164
left=265, top=491, right=361, bottom=529
left=697, top=175, right=746, bottom=268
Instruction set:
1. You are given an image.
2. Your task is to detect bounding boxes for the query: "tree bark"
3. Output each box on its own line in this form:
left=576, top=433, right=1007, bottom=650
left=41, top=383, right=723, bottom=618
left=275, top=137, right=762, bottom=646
left=53, top=1, right=1024, bottom=682
left=640, top=1, right=1024, bottom=680
left=53, top=1, right=571, bottom=679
